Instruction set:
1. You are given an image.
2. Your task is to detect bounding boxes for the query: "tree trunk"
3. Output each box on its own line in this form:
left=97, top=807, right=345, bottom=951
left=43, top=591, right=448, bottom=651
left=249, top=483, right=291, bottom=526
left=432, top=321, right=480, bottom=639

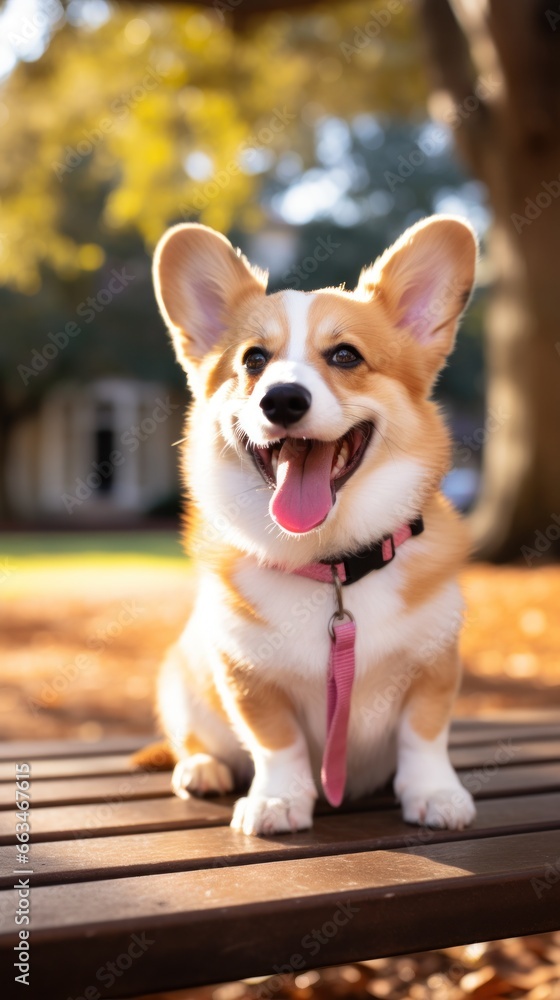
left=418, top=0, right=560, bottom=561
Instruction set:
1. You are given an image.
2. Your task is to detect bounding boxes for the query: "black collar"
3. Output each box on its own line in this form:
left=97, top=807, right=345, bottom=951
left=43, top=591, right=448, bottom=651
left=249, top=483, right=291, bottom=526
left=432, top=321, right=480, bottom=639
left=326, top=516, right=424, bottom=586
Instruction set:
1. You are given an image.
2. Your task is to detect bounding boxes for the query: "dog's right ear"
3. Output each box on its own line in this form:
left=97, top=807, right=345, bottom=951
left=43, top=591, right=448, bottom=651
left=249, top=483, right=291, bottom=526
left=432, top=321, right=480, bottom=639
left=153, top=224, right=267, bottom=371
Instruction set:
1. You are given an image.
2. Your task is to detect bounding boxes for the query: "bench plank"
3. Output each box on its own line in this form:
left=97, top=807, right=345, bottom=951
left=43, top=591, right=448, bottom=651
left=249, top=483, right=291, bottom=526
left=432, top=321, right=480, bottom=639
left=0, top=736, right=558, bottom=784
left=0, top=722, right=560, bottom=790
left=0, top=771, right=172, bottom=810
left=0, top=736, right=146, bottom=761
left=451, top=738, right=560, bottom=769
left=0, top=717, right=556, bottom=765
left=0, top=796, right=233, bottom=844
left=0, top=791, right=559, bottom=888
left=450, top=716, right=560, bottom=740
left=1, top=760, right=559, bottom=844
left=0, top=754, right=135, bottom=782
left=1, top=829, right=558, bottom=998
left=0, top=735, right=560, bottom=792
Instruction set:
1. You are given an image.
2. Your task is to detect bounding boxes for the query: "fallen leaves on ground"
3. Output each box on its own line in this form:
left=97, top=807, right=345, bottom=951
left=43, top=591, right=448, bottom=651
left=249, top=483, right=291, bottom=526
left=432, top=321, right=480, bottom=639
left=0, top=558, right=559, bottom=739
left=134, top=935, right=560, bottom=1000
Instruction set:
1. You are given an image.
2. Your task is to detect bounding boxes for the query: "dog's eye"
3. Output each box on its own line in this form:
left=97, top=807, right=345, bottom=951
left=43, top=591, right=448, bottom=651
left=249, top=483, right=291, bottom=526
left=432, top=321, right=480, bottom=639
left=327, top=344, right=363, bottom=368
left=243, top=347, right=269, bottom=373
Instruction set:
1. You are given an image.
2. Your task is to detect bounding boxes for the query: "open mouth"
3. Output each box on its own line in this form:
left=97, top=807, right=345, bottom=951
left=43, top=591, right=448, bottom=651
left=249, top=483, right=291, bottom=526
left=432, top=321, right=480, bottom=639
left=246, top=422, right=373, bottom=534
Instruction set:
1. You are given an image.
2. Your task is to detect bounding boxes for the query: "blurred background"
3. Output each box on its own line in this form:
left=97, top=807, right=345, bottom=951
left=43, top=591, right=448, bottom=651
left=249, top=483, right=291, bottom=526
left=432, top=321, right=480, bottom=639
left=1, top=2, right=559, bottom=742
left=1, top=3, right=560, bottom=997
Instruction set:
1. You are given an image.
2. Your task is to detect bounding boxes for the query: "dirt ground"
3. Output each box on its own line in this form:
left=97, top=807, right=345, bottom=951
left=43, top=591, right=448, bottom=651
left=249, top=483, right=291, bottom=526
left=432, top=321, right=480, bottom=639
left=1, top=548, right=559, bottom=999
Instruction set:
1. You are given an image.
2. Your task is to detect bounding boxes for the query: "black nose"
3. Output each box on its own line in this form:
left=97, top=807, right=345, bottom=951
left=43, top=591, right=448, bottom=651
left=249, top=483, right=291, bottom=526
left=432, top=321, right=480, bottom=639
left=260, top=383, right=311, bottom=427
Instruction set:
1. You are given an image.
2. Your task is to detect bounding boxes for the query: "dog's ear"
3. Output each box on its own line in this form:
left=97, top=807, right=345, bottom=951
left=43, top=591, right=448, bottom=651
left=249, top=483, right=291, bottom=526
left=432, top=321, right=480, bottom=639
left=357, top=215, right=477, bottom=383
left=153, top=224, right=267, bottom=371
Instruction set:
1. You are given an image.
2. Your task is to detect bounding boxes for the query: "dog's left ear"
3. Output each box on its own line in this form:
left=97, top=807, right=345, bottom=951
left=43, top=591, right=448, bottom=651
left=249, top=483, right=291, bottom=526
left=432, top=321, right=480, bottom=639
left=153, top=223, right=267, bottom=374
left=358, top=215, right=477, bottom=383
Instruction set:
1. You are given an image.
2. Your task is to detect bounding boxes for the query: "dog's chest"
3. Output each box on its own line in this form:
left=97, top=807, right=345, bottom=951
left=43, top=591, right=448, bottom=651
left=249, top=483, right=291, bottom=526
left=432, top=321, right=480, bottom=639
left=201, top=559, right=462, bottom=797
left=230, top=561, right=404, bottom=678
left=215, top=556, right=463, bottom=705
left=228, top=562, right=414, bottom=794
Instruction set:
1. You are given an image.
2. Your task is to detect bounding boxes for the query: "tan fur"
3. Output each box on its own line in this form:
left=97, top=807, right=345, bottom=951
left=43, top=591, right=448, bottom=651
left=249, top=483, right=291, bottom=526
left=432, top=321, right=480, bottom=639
left=182, top=509, right=266, bottom=625
left=404, top=646, right=462, bottom=741
left=401, top=493, right=470, bottom=610
left=183, top=732, right=210, bottom=756
left=214, top=551, right=267, bottom=626
left=222, top=655, right=299, bottom=751
left=131, top=741, right=176, bottom=771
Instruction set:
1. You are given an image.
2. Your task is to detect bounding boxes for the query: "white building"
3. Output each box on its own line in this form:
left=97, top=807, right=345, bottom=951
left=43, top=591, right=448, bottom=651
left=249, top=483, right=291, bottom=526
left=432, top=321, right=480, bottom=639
left=5, top=378, right=184, bottom=523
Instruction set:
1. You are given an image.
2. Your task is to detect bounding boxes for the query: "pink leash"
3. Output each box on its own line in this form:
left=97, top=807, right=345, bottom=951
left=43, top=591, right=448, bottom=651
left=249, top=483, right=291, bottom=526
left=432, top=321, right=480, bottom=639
left=292, top=522, right=417, bottom=807
left=322, top=614, right=356, bottom=807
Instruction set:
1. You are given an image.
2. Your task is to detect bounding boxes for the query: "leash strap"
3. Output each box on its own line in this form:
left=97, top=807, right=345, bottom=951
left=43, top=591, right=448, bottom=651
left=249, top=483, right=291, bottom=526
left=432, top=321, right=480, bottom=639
left=321, top=617, right=356, bottom=806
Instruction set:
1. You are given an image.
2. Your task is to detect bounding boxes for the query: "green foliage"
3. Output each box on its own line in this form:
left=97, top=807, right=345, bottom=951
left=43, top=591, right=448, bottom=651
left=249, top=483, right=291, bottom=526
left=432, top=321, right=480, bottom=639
left=0, top=1, right=426, bottom=291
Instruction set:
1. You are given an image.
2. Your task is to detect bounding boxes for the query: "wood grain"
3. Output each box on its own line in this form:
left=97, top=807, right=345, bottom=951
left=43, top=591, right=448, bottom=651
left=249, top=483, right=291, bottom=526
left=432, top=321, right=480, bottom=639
left=0, top=829, right=558, bottom=998
left=0, top=792, right=559, bottom=888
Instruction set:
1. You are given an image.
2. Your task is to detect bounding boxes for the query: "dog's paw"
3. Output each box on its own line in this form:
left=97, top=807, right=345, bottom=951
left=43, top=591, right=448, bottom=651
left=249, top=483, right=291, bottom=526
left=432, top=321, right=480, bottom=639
left=171, top=753, right=234, bottom=799
left=231, top=793, right=314, bottom=836
left=400, top=784, right=476, bottom=830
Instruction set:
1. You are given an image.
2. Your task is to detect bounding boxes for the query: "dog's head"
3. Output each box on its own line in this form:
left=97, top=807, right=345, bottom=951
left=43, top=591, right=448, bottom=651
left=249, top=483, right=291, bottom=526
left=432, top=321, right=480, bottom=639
left=154, top=217, right=476, bottom=562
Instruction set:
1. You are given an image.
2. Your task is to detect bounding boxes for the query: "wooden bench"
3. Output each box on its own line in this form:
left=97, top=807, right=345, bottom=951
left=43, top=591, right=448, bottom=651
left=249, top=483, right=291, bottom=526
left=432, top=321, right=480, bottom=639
left=0, top=717, right=559, bottom=998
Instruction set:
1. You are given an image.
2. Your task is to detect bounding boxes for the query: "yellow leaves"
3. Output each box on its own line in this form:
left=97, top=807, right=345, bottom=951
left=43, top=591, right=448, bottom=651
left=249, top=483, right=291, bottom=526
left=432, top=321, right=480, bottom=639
left=183, top=11, right=217, bottom=48
left=0, top=2, right=424, bottom=290
left=123, top=18, right=152, bottom=49
left=77, top=244, right=105, bottom=271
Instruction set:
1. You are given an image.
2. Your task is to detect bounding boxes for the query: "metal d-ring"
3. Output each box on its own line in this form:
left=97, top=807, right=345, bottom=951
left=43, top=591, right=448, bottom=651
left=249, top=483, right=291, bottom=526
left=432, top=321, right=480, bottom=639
left=328, top=609, right=355, bottom=640
left=329, top=565, right=355, bottom=638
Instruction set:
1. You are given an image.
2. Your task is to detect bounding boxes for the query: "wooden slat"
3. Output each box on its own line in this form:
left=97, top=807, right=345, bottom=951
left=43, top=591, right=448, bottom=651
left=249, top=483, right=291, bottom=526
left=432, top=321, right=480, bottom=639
left=324, top=760, right=560, bottom=814
left=0, top=735, right=557, bottom=785
left=451, top=714, right=560, bottom=729
left=0, top=754, right=134, bottom=782
left=0, top=771, right=171, bottom=810
left=450, top=738, right=560, bottom=769
left=456, top=761, right=560, bottom=799
left=0, top=760, right=558, bottom=845
left=0, top=718, right=555, bottom=774
left=0, top=716, right=555, bottom=764
left=0, top=735, right=145, bottom=761
left=449, top=720, right=560, bottom=747
left=0, top=712, right=560, bottom=761
left=0, top=796, right=233, bottom=845
left=0, top=791, right=559, bottom=889
left=1, top=829, right=559, bottom=998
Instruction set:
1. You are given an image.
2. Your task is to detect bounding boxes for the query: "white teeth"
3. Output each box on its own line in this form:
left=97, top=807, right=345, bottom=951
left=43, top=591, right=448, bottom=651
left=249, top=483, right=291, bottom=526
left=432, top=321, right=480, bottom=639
left=271, top=452, right=278, bottom=477
left=331, top=440, right=350, bottom=479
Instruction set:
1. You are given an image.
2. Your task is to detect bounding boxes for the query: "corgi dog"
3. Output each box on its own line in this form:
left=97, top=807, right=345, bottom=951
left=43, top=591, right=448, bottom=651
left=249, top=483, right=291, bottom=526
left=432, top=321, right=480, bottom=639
left=138, top=215, right=477, bottom=836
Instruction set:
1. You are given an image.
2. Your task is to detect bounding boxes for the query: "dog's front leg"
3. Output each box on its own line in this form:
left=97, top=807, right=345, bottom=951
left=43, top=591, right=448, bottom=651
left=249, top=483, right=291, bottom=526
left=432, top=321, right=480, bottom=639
left=394, top=646, right=476, bottom=830
left=221, top=659, right=317, bottom=835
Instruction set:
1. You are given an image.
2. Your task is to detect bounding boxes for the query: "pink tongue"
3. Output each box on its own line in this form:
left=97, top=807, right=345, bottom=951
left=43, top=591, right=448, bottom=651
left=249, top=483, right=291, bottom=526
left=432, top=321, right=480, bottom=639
left=270, top=439, right=336, bottom=533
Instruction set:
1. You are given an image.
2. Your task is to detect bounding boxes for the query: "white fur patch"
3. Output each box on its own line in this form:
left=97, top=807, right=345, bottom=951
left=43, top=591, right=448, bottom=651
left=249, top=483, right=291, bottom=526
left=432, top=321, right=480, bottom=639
left=282, top=289, right=314, bottom=362
left=231, top=735, right=317, bottom=835
left=172, top=753, right=234, bottom=798
left=394, top=714, right=475, bottom=829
